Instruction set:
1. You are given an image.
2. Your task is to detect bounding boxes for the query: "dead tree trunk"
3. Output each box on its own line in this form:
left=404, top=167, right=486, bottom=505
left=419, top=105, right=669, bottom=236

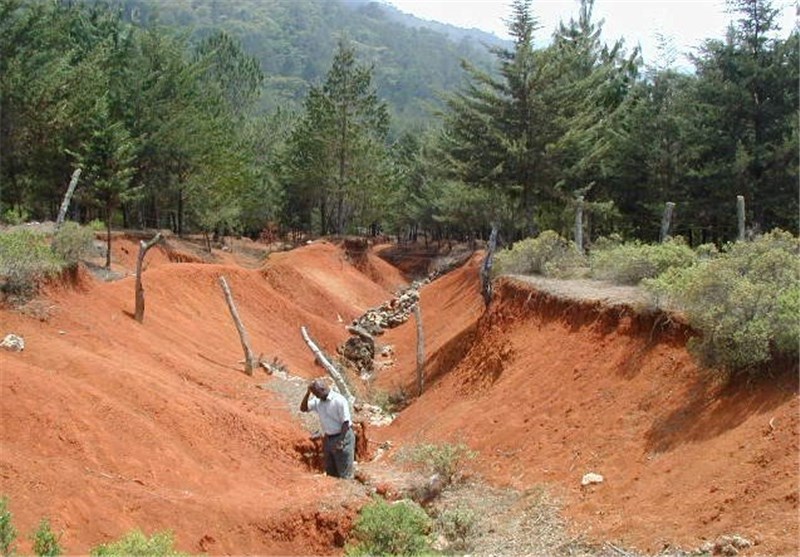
left=300, top=325, right=354, bottom=403
left=219, top=276, right=256, bottom=375
left=660, top=202, right=675, bottom=243
left=414, top=303, right=424, bottom=396
left=134, top=232, right=163, bottom=323
left=575, top=195, right=584, bottom=253
left=737, top=195, right=746, bottom=241
left=480, top=224, right=498, bottom=306
left=54, top=168, right=82, bottom=235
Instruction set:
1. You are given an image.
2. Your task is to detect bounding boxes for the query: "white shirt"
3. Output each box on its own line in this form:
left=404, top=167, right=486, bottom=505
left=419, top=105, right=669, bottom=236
left=308, top=390, right=351, bottom=435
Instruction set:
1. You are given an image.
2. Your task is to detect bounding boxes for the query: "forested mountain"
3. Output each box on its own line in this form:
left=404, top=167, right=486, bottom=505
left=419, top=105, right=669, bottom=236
left=108, top=0, right=505, bottom=131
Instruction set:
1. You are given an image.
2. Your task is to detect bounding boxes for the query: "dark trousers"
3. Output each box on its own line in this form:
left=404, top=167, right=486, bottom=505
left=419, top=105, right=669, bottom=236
left=323, top=429, right=355, bottom=479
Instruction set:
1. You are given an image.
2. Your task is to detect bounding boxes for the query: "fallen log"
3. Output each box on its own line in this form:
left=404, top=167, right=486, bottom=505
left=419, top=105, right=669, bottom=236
left=300, top=325, right=354, bottom=403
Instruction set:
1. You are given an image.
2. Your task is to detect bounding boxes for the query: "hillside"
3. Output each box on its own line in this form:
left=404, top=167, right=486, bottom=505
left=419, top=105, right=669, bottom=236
left=114, top=0, right=504, bottom=129
left=0, top=237, right=797, bottom=555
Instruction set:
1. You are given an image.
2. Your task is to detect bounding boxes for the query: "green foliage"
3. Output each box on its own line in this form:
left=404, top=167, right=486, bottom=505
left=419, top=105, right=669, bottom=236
left=30, top=519, right=61, bottom=557
left=0, top=496, right=17, bottom=557
left=345, top=498, right=432, bottom=557
left=52, top=222, right=94, bottom=267
left=1, top=207, right=29, bottom=226
left=370, top=388, right=408, bottom=414
left=90, top=529, right=188, bottom=557
left=284, top=37, right=391, bottom=236
left=0, top=229, right=61, bottom=297
left=86, top=219, right=105, bottom=232
left=590, top=236, right=696, bottom=284
left=494, top=230, right=588, bottom=278
left=399, top=443, right=476, bottom=486
left=644, top=229, right=800, bottom=373
left=436, top=506, right=476, bottom=552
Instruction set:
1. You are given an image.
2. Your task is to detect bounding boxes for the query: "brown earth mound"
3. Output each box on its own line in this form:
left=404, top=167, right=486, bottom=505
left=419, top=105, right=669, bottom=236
left=1, top=237, right=797, bottom=556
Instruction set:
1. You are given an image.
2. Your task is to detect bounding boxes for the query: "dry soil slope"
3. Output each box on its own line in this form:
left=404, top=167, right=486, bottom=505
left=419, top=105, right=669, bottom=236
left=0, top=240, right=397, bottom=555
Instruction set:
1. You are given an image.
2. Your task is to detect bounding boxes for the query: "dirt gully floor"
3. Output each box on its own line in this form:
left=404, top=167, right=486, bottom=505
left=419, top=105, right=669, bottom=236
left=0, top=234, right=797, bottom=556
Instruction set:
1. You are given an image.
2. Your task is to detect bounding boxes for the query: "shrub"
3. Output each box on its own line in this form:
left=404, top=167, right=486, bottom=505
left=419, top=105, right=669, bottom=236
left=644, top=229, right=800, bottom=373
left=0, top=229, right=61, bottom=297
left=52, top=222, right=94, bottom=267
left=90, top=529, right=188, bottom=556
left=399, top=442, right=476, bottom=486
left=345, top=498, right=432, bottom=556
left=590, top=237, right=696, bottom=285
left=494, top=230, right=587, bottom=278
left=30, top=519, right=61, bottom=557
left=370, top=388, right=409, bottom=414
left=436, top=506, right=476, bottom=552
left=86, top=219, right=105, bottom=232
left=1, top=207, right=29, bottom=226
left=0, top=496, right=17, bottom=557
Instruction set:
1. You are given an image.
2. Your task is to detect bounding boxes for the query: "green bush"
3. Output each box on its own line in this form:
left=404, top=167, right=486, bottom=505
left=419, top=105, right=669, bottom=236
left=436, top=506, right=476, bottom=552
left=644, top=229, right=800, bottom=373
left=345, top=498, right=432, bottom=556
left=86, top=219, right=105, bottom=232
left=90, top=529, right=188, bottom=556
left=399, top=443, right=476, bottom=486
left=52, top=222, right=94, bottom=267
left=30, top=519, right=61, bottom=557
left=590, top=236, right=696, bottom=285
left=0, top=229, right=61, bottom=297
left=370, top=388, right=409, bottom=414
left=494, top=230, right=587, bottom=278
left=1, top=206, right=29, bottom=226
left=0, top=496, right=17, bottom=557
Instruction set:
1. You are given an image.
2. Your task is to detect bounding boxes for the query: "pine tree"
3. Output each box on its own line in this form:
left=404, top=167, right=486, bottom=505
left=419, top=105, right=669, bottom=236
left=285, top=37, right=390, bottom=235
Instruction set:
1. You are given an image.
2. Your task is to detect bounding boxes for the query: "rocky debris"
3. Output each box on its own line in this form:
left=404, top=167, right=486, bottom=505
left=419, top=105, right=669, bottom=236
left=698, top=535, right=753, bottom=556
left=354, top=402, right=395, bottom=427
left=352, top=283, right=422, bottom=336
left=340, top=335, right=375, bottom=377
left=1, top=333, right=24, bottom=352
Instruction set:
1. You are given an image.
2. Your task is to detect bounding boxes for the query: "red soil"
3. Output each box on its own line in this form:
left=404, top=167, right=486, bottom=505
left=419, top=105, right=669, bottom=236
left=0, top=237, right=797, bottom=555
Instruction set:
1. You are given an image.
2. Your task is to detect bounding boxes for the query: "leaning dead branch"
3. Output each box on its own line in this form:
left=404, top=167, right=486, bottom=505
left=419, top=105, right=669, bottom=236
left=300, top=325, right=354, bottom=403
left=54, top=168, right=82, bottom=236
left=134, top=232, right=163, bottom=323
left=219, top=276, right=257, bottom=375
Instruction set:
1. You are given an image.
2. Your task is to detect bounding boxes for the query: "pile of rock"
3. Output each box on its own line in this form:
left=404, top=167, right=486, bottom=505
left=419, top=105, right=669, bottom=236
left=337, top=283, right=423, bottom=378
left=353, top=284, right=421, bottom=336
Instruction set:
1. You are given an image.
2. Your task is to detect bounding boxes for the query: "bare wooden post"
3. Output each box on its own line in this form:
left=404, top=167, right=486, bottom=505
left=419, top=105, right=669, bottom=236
left=54, top=168, right=82, bottom=234
left=300, top=326, right=354, bottom=403
left=660, top=202, right=675, bottom=243
left=413, top=303, right=424, bottom=396
left=219, top=276, right=256, bottom=375
left=134, top=232, right=163, bottom=323
left=575, top=195, right=584, bottom=253
left=737, top=195, right=746, bottom=241
left=480, top=224, right=498, bottom=307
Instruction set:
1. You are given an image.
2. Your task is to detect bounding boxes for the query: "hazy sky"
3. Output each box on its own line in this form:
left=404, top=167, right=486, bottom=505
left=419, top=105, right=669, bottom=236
left=384, top=0, right=797, bottom=67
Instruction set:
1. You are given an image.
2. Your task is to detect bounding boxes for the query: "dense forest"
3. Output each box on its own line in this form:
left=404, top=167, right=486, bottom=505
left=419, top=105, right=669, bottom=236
left=1, top=0, right=797, bottom=244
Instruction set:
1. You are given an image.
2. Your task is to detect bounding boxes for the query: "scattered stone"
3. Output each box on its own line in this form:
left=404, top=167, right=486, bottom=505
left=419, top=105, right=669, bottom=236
left=712, top=535, right=753, bottom=556
left=1, top=334, right=24, bottom=352
left=581, top=472, right=604, bottom=486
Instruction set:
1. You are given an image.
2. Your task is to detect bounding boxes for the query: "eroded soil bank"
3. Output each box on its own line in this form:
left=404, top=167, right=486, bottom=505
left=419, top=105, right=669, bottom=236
left=0, top=237, right=797, bottom=555
left=376, top=276, right=799, bottom=556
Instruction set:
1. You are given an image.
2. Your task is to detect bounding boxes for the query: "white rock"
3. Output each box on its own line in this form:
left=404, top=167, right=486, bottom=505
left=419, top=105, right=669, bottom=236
left=1, top=334, right=25, bottom=352
left=581, top=472, right=604, bottom=486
